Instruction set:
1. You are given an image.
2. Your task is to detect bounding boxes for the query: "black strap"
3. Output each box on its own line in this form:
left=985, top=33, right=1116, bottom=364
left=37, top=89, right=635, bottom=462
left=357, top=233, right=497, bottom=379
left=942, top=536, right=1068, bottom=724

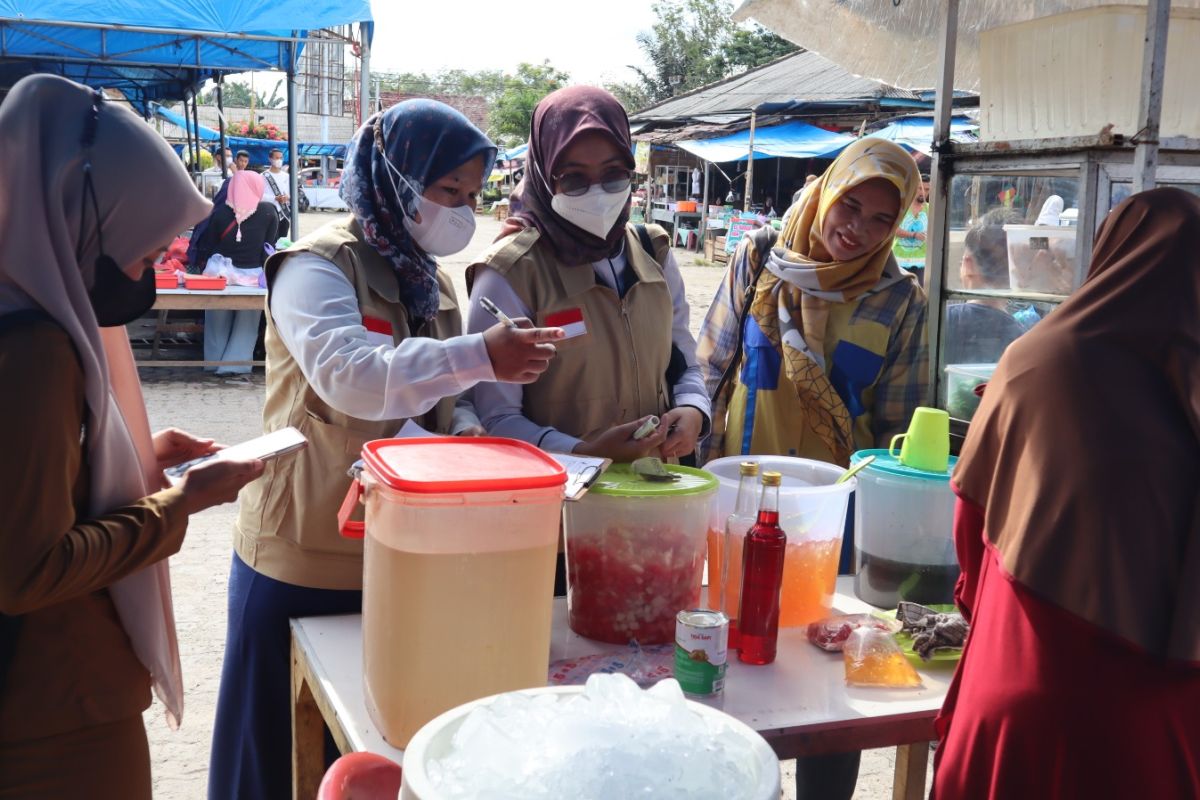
left=709, top=226, right=776, bottom=406
left=263, top=173, right=290, bottom=224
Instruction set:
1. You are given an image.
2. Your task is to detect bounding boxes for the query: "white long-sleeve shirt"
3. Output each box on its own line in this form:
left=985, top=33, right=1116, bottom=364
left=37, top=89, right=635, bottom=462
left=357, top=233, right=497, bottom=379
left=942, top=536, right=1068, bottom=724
left=271, top=252, right=493, bottom=431
left=467, top=243, right=711, bottom=453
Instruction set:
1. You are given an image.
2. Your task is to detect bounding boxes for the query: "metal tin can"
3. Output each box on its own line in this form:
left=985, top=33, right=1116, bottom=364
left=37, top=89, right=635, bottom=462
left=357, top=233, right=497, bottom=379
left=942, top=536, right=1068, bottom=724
left=674, top=609, right=729, bottom=697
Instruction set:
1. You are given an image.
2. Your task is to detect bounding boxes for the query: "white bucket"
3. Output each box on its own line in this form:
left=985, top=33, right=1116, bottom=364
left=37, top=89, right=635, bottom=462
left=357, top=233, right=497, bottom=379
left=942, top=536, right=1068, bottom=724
left=398, top=685, right=781, bottom=800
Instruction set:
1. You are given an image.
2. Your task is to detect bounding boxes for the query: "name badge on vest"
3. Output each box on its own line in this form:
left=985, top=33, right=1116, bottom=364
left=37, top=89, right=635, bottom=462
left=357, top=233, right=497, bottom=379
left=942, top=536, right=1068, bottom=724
left=362, top=315, right=394, bottom=347
left=544, top=307, right=587, bottom=339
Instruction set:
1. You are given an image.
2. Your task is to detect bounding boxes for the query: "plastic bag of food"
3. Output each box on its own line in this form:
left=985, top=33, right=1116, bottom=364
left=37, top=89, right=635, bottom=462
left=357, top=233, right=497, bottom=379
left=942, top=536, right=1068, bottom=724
left=806, top=614, right=900, bottom=652
left=843, top=627, right=923, bottom=688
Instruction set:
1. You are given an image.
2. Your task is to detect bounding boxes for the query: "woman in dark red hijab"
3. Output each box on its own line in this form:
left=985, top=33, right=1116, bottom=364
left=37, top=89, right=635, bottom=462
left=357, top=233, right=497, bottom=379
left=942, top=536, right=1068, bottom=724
left=466, top=86, right=710, bottom=469
left=932, top=188, right=1200, bottom=799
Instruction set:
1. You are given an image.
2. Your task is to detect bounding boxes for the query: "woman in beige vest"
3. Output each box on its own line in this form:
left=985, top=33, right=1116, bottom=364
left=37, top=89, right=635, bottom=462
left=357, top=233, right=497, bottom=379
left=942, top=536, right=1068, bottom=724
left=468, top=86, right=710, bottom=464
left=210, top=100, right=563, bottom=800
left=0, top=75, right=263, bottom=799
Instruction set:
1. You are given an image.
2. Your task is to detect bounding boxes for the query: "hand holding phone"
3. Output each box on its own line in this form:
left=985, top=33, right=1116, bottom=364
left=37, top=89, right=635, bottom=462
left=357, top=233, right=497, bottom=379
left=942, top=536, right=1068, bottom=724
left=165, top=427, right=307, bottom=484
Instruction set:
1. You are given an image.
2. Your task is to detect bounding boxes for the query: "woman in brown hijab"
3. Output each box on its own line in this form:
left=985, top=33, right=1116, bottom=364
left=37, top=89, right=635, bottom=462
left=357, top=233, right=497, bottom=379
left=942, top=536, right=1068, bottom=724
left=932, top=188, right=1200, bottom=799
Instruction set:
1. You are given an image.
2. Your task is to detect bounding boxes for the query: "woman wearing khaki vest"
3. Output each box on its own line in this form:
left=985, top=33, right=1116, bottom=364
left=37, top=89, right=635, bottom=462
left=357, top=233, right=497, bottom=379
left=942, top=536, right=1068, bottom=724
left=468, top=86, right=711, bottom=595
left=209, top=100, right=562, bottom=800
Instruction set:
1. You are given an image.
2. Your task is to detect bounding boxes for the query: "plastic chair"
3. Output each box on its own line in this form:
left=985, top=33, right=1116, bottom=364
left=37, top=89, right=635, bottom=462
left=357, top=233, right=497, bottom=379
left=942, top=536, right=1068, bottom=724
left=317, top=752, right=403, bottom=800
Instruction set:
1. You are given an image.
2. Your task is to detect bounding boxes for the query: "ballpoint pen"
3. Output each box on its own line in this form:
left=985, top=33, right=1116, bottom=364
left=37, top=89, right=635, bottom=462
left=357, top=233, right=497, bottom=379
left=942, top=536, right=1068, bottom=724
left=479, top=296, right=519, bottom=329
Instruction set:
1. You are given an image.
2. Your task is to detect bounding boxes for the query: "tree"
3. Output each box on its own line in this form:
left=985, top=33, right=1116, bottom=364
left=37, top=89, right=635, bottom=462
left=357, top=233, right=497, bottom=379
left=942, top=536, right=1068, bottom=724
left=628, top=0, right=798, bottom=105
left=605, top=80, right=653, bottom=115
left=488, top=61, right=571, bottom=142
left=201, top=79, right=285, bottom=109
left=725, top=25, right=799, bottom=72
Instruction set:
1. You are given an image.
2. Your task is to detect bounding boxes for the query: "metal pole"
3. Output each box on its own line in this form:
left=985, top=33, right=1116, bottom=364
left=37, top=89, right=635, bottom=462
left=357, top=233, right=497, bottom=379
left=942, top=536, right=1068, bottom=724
left=925, top=0, right=959, bottom=408
left=191, top=89, right=203, bottom=178
left=774, top=157, right=781, bottom=213
left=216, top=75, right=228, bottom=180
left=701, top=161, right=710, bottom=257
left=288, top=35, right=301, bottom=236
left=359, top=21, right=371, bottom=126
left=1133, top=0, right=1171, bottom=193
left=743, top=111, right=756, bottom=212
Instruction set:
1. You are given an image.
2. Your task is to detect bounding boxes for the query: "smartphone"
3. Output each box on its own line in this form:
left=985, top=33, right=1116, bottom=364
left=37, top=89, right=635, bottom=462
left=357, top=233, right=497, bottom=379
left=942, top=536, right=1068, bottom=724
left=164, top=426, right=308, bottom=484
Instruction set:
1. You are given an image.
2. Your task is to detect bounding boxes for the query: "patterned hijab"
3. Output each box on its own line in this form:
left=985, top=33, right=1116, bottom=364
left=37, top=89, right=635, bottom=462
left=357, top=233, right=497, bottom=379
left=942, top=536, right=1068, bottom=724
left=340, top=99, right=496, bottom=321
left=955, top=188, right=1200, bottom=662
left=508, top=86, right=636, bottom=267
left=750, top=137, right=920, bottom=464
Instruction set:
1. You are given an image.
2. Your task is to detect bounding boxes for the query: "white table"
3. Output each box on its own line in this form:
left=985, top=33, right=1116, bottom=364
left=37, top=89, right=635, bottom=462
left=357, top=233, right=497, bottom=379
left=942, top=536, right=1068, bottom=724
left=289, top=578, right=950, bottom=799
left=144, top=286, right=267, bottom=367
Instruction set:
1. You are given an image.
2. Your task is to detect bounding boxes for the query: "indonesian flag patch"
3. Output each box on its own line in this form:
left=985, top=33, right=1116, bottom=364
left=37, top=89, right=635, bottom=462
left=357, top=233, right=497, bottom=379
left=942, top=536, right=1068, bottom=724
left=544, top=307, right=587, bottom=339
left=361, top=315, right=394, bottom=347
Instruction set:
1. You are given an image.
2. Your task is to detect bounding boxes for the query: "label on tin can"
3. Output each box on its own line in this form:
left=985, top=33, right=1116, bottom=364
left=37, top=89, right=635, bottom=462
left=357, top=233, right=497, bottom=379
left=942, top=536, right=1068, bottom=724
left=674, top=609, right=729, bottom=696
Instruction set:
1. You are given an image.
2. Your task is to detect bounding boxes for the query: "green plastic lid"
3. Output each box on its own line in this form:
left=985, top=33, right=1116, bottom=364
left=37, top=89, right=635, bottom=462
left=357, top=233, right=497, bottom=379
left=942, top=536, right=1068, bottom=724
left=589, top=463, right=719, bottom=497
left=850, top=449, right=958, bottom=482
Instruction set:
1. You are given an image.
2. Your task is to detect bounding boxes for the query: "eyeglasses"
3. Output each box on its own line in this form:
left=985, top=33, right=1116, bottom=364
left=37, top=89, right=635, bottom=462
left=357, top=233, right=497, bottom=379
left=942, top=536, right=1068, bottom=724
left=552, top=168, right=634, bottom=198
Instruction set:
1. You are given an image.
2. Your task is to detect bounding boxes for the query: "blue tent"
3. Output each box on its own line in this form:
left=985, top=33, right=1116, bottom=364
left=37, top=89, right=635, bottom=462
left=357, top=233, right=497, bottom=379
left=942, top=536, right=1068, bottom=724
left=868, top=115, right=978, bottom=155
left=675, top=120, right=856, bottom=163
left=0, top=1, right=373, bottom=112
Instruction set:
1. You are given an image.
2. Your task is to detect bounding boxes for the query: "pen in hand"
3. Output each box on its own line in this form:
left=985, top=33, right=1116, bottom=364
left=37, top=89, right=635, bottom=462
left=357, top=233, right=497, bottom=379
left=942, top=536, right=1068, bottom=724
left=479, top=296, right=519, bottom=329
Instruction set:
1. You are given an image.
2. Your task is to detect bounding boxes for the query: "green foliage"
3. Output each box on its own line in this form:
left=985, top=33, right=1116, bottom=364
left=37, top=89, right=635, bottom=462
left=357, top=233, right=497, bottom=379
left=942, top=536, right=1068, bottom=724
left=630, top=0, right=799, bottom=105
left=490, top=61, right=571, bottom=141
left=605, top=80, right=653, bottom=115
left=372, top=61, right=569, bottom=143
left=201, top=79, right=285, bottom=109
left=183, top=146, right=214, bottom=170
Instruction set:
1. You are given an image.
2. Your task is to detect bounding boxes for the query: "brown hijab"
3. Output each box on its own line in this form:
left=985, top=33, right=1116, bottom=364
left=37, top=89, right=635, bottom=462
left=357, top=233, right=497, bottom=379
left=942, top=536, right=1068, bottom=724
left=954, top=187, right=1200, bottom=663
left=507, top=86, right=636, bottom=266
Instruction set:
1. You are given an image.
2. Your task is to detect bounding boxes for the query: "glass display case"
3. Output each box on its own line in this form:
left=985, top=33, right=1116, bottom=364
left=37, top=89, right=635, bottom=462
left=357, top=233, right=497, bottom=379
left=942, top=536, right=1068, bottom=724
left=928, top=141, right=1200, bottom=434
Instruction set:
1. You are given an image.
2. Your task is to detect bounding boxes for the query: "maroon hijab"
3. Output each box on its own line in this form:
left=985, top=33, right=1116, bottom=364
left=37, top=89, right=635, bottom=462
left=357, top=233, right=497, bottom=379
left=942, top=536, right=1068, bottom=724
left=507, top=86, right=636, bottom=266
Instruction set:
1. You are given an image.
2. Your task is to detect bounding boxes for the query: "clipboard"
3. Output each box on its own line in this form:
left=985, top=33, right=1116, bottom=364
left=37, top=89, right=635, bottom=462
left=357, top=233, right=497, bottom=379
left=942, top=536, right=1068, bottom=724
left=549, top=453, right=612, bottom=500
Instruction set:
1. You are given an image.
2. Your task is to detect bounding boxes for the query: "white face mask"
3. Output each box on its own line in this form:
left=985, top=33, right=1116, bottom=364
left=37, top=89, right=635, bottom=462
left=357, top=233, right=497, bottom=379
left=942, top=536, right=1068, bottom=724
left=270, top=158, right=283, bottom=169
left=382, top=159, right=477, bottom=257
left=551, top=184, right=628, bottom=239
left=225, top=157, right=233, bottom=166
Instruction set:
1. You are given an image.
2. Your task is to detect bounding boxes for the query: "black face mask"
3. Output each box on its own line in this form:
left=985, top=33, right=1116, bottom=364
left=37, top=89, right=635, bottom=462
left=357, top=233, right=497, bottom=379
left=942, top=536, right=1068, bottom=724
left=76, top=89, right=155, bottom=327
left=88, top=254, right=156, bottom=327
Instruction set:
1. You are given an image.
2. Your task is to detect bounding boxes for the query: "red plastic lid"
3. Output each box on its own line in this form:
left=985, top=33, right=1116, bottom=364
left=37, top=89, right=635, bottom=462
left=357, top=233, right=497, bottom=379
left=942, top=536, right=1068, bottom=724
left=361, top=437, right=566, bottom=494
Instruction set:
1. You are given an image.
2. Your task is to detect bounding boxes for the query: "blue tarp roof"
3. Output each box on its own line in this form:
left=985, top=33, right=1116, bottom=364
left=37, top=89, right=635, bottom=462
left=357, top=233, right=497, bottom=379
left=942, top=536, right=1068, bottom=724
left=0, top=1, right=372, bottom=112
left=675, top=120, right=856, bottom=163
left=867, top=115, right=978, bottom=155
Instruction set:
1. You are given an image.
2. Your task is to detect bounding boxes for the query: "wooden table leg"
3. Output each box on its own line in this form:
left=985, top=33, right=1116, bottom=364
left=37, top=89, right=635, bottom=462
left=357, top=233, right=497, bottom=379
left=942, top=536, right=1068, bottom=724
left=892, top=742, right=930, bottom=800
left=292, top=641, right=327, bottom=800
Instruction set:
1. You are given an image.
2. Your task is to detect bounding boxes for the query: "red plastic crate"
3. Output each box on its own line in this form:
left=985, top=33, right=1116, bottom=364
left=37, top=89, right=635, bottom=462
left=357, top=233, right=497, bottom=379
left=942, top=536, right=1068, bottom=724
left=184, top=275, right=227, bottom=290
left=155, top=273, right=179, bottom=289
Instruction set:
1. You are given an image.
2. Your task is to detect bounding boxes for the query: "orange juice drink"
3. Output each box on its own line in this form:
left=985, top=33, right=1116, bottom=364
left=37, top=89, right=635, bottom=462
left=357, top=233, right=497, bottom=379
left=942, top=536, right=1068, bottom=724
left=778, top=538, right=841, bottom=628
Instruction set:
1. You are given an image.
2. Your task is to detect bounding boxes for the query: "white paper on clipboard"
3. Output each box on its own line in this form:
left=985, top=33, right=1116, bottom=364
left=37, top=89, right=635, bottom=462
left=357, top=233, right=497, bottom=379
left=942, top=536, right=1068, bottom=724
left=550, top=453, right=611, bottom=501
left=394, top=419, right=438, bottom=439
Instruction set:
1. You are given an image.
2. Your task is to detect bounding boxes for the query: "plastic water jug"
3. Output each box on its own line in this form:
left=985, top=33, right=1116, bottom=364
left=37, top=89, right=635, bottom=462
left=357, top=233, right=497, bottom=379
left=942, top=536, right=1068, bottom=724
left=340, top=437, right=565, bottom=747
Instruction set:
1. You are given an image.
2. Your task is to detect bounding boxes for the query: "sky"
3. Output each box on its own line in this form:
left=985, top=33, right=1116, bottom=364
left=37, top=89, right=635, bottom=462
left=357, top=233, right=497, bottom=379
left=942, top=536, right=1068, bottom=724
left=367, top=0, right=661, bottom=86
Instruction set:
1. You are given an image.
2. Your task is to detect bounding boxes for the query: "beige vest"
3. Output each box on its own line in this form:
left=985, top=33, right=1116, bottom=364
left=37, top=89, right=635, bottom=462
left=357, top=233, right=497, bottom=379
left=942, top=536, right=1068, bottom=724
left=235, top=217, right=459, bottom=590
left=476, top=224, right=673, bottom=441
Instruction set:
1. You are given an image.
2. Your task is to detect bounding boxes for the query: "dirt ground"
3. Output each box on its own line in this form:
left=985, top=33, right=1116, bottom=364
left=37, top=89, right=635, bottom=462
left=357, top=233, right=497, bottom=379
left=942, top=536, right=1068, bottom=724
left=138, top=211, right=931, bottom=799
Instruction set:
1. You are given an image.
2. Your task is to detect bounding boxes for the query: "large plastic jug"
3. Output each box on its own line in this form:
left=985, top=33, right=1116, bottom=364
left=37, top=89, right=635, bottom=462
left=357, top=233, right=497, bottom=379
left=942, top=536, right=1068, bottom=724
left=704, top=456, right=854, bottom=629
left=850, top=449, right=958, bottom=609
left=341, top=437, right=566, bottom=748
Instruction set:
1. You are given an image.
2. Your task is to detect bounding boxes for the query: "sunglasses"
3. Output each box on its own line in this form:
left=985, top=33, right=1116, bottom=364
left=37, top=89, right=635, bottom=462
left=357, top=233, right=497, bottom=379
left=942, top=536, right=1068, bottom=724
left=552, top=168, right=634, bottom=198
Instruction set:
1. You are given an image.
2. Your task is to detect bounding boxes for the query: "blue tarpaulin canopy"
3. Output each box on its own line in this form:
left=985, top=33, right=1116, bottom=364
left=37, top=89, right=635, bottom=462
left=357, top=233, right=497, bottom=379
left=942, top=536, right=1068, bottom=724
left=0, top=1, right=373, bottom=112
left=868, top=115, right=978, bottom=155
left=675, top=120, right=856, bottom=163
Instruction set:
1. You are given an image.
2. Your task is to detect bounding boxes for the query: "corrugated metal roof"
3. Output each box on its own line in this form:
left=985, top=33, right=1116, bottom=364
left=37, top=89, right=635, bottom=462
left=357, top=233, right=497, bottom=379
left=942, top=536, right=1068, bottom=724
left=630, top=50, right=919, bottom=122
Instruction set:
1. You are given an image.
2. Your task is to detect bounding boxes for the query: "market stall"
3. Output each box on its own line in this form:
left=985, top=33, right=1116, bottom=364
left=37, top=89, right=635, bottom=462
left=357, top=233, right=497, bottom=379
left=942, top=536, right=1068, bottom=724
left=733, top=0, right=1200, bottom=444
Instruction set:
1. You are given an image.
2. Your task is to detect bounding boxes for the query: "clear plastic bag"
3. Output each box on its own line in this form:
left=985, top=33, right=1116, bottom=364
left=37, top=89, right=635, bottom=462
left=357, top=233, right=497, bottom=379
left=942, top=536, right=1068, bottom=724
left=843, top=627, right=923, bottom=688
left=806, top=614, right=900, bottom=653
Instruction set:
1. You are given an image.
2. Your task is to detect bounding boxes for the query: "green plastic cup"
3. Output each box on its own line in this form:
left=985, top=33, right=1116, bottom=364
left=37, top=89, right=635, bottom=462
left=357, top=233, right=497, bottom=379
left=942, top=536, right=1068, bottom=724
left=888, top=407, right=950, bottom=473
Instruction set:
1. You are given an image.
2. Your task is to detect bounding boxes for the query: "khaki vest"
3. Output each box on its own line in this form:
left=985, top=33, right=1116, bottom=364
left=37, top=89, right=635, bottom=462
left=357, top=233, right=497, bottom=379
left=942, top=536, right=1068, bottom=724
left=476, top=224, right=673, bottom=441
left=235, top=217, right=459, bottom=590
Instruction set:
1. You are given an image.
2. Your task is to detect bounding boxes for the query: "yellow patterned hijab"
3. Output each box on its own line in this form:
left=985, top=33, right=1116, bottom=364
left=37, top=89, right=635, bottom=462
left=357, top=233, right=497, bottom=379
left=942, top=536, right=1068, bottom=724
left=750, top=137, right=919, bottom=463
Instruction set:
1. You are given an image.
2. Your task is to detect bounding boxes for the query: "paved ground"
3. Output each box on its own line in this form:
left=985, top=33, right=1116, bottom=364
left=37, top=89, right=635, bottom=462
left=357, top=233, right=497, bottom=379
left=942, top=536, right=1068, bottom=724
left=139, top=211, right=930, bottom=798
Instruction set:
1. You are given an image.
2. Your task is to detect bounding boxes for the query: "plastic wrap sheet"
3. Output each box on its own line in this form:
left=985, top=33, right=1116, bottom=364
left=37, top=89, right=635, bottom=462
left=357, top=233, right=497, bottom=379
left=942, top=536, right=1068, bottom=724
left=732, top=0, right=1200, bottom=92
